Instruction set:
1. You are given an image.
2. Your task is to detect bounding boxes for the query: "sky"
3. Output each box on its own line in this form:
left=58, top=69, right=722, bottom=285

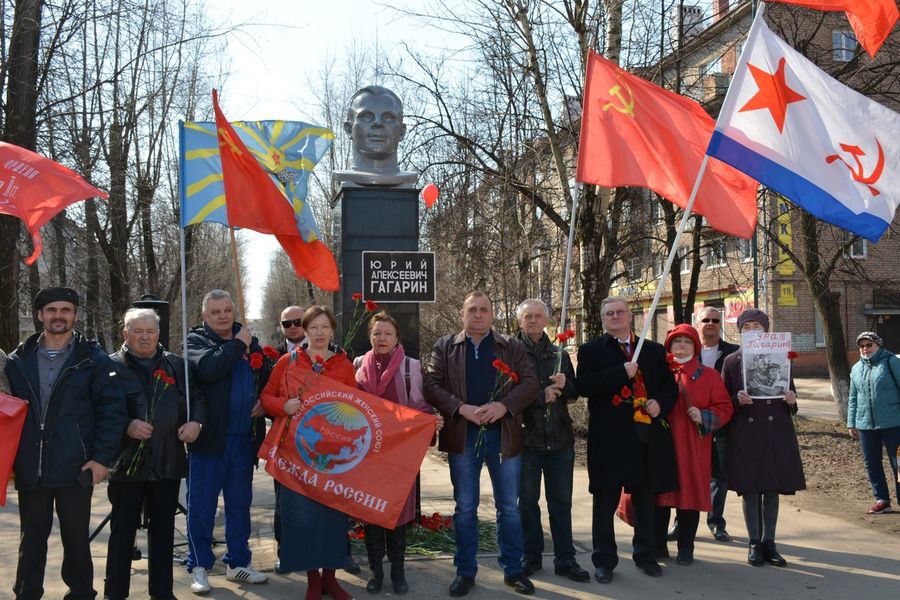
left=203, top=0, right=461, bottom=318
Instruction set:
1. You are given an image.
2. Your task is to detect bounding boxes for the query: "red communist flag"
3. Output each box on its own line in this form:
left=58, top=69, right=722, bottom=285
left=259, top=364, right=435, bottom=529
left=212, top=90, right=339, bottom=290
left=576, top=51, right=759, bottom=239
left=0, top=142, right=108, bottom=264
left=766, top=1, right=898, bottom=58
left=0, top=393, right=28, bottom=506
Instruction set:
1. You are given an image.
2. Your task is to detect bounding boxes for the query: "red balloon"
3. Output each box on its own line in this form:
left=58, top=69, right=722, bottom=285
left=420, top=183, right=439, bottom=208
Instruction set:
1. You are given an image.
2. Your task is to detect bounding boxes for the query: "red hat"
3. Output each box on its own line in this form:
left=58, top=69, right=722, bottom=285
left=665, top=323, right=701, bottom=353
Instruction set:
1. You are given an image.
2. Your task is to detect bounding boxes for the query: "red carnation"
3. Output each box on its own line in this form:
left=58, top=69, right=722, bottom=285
left=564, top=328, right=575, bottom=339
left=314, top=354, right=325, bottom=365
left=163, top=375, right=176, bottom=386
left=556, top=332, right=567, bottom=343
left=620, top=385, right=632, bottom=399
left=365, top=300, right=378, bottom=312
left=263, top=345, right=280, bottom=360
left=666, top=352, right=675, bottom=364
left=787, top=351, right=798, bottom=360
left=509, top=371, right=520, bottom=383
left=249, top=352, right=264, bottom=369
left=612, top=395, right=622, bottom=406
left=352, top=292, right=363, bottom=301
left=153, top=369, right=167, bottom=380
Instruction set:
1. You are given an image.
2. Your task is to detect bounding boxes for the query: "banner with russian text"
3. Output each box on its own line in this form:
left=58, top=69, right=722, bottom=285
left=1, top=393, right=28, bottom=506
left=259, top=371, right=435, bottom=529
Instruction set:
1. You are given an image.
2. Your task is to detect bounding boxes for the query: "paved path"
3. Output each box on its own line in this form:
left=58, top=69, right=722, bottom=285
left=3, top=379, right=894, bottom=599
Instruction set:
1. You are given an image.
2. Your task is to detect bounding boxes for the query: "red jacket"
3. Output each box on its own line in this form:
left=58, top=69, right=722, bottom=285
left=261, top=348, right=356, bottom=416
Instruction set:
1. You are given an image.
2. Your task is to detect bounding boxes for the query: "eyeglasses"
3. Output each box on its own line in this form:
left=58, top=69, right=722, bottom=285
left=281, top=318, right=303, bottom=328
left=604, top=309, right=628, bottom=318
left=700, top=318, right=721, bottom=324
left=858, top=342, right=874, bottom=349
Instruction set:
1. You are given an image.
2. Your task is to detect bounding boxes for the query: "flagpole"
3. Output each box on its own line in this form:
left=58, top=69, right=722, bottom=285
left=558, top=183, right=580, bottom=336
left=229, top=226, right=247, bottom=324
left=178, top=120, right=191, bottom=423
left=632, top=155, right=710, bottom=362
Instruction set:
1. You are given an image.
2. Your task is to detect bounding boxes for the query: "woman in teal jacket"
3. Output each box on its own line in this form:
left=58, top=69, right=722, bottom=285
left=848, top=331, right=900, bottom=515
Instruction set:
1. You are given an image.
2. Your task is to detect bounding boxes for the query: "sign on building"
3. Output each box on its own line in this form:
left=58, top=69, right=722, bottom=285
left=362, top=251, right=436, bottom=303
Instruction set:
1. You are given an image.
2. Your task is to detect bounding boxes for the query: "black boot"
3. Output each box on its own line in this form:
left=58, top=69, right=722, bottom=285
left=390, top=563, right=408, bottom=595
left=762, top=540, right=787, bottom=567
left=747, top=540, right=764, bottom=566
left=365, top=525, right=386, bottom=593
left=387, top=524, right=409, bottom=595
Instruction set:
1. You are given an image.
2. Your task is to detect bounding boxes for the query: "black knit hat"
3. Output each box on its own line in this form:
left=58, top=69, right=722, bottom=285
left=33, top=286, right=80, bottom=311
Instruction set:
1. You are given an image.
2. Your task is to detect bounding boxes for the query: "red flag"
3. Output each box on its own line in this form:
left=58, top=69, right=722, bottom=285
left=766, top=1, right=898, bottom=58
left=576, top=51, right=759, bottom=239
left=0, top=142, right=108, bottom=265
left=258, top=366, right=435, bottom=529
left=0, top=393, right=28, bottom=506
left=212, top=90, right=339, bottom=290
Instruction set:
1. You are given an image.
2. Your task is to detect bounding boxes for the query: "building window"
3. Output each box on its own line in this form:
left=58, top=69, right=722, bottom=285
left=833, top=30, right=857, bottom=62
left=814, top=310, right=825, bottom=348
left=705, top=237, right=727, bottom=269
left=843, top=232, right=867, bottom=259
left=738, top=236, right=754, bottom=262
left=677, top=246, right=691, bottom=274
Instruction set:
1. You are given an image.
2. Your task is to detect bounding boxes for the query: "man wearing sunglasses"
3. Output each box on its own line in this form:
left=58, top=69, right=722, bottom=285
left=276, top=306, right=307, bottom=356
left=670, top=307, right=739, bottom=543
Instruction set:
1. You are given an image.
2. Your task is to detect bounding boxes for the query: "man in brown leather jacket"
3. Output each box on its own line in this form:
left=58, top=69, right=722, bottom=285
left=425, top=291, right=539, bottom=597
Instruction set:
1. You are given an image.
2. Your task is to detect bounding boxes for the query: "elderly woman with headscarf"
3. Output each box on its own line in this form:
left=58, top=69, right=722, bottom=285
left=721, top=309, right=805, bottom=568
left=848, top=331, right=900, bottom=515
left=654, top=325, right=733, bottom=566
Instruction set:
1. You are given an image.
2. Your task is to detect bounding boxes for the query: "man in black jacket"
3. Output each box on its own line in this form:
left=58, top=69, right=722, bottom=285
left=515, top=299, right=590, bottom=583
left=276, top=305, right=306, bottom=356
left=576, top=296, right=678, bottom=584
left=5, top=286, right=127, bottom=600
left=104, top=307, right=206, bottom=600
left=184, top=289, right=271, bottom=595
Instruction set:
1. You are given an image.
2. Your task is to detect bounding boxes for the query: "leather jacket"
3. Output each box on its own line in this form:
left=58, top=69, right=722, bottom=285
left=424, top=329, right=539, bottom=458
left=517, top=332, right=578, bottom=452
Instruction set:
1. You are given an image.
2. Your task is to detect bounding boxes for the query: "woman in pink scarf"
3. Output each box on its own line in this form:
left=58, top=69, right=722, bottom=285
left=354, top=312, right=442, bottom=595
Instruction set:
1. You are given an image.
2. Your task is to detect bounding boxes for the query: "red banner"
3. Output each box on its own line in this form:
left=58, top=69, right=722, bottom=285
left=0, top=393, right=28, bottom=506
left=258, top=370, right=435, bottom=529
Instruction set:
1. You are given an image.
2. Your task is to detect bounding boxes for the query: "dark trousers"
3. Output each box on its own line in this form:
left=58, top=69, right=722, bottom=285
left=708, top=434, right=729, bottom=530
left=104, top=478, right=181, bottom=600
left=364, top=523, right=407, bottom=567
left=859, top=426, right=900, bottom=504
left=519, top=446, right=577, bottom=567
left=591, top=485, right=655, bottom=570
left=15, top=485, right=95, bottom=600
left=655, top=507, right=700, bottom=556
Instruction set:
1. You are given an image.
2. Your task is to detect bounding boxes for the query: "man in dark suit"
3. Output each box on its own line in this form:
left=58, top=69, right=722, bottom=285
left=697, top=306, right=739, bottom=541
left=276, top=305, right=306, bottom=356
left=576, top=296, right=678, bottom=584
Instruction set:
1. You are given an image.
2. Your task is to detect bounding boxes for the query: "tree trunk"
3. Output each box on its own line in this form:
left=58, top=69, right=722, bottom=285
left=137, top=175, right=159, bottom=294
left=103, top=120, right=131, bottom=343
left=798, top=211, right=850, bottom=419
left=0, top=0, right=44, bottom=351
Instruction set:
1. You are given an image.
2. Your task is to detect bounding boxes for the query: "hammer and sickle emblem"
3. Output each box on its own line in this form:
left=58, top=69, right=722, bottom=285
left=825, top=139, right=885, bottom=197
left=217, top=127, right=243, bottom=157
left=603, top=82, right=635, bottom=118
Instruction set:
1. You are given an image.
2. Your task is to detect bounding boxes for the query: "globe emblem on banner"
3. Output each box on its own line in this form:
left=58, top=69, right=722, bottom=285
left=295, top=402, right=372, bottom=474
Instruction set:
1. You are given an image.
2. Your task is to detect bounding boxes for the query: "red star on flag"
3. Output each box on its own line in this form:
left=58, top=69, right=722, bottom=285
left=739, top=57, right=806, bottom=133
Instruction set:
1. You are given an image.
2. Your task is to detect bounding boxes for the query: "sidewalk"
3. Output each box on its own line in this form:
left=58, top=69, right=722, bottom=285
left=3, top=378, right=890, bottom=599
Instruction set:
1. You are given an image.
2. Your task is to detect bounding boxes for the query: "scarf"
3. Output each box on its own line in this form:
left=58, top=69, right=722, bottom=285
left=357, top=344, right=406, bottom=399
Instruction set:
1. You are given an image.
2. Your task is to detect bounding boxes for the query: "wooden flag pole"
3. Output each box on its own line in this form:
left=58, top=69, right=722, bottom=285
left=229, top=226, right=247, bottom=324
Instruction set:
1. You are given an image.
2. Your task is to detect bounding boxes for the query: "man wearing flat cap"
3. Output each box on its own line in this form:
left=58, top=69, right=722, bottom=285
left=4, top=286, right=128, bottom=600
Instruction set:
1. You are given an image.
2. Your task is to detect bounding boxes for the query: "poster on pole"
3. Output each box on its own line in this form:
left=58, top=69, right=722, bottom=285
left=741, top=331, right=792, bottom=399
left=741, top=331, right=791, bottom=399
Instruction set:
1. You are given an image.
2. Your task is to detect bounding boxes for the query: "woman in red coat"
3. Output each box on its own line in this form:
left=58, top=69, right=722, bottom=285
left=260, top=306, right=357, bottom=600
left=655, top=324, right=733, bottom=565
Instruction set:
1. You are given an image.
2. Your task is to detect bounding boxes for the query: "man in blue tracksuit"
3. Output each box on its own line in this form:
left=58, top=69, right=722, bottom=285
left=185, top=289, right=271, bottom=595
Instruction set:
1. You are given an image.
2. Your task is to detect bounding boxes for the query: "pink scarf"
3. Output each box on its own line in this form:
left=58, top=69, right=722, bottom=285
left=356, top=345, right=406, bottom=398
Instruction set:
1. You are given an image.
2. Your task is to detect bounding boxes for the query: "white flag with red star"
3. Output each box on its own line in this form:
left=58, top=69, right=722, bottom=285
left=707, top=12, right=900, bottom=242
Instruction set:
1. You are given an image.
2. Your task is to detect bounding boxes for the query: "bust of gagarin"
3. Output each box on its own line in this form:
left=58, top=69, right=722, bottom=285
left=332, top=85, right=418, bottom=187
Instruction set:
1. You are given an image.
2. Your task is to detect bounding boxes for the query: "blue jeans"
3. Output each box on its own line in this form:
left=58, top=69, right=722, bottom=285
left=859, top=426, right=900, bottom=504
left=519, top=446, right=577, bottom=567
left=448, top=426, right=524, bottom=577
left=186, top=433, right=255, bottom=570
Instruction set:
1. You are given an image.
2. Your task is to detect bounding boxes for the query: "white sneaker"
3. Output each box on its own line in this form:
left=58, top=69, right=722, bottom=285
left=226, top=564, right=268, bottom=584
left=190, top=566, right=210, bottom=595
